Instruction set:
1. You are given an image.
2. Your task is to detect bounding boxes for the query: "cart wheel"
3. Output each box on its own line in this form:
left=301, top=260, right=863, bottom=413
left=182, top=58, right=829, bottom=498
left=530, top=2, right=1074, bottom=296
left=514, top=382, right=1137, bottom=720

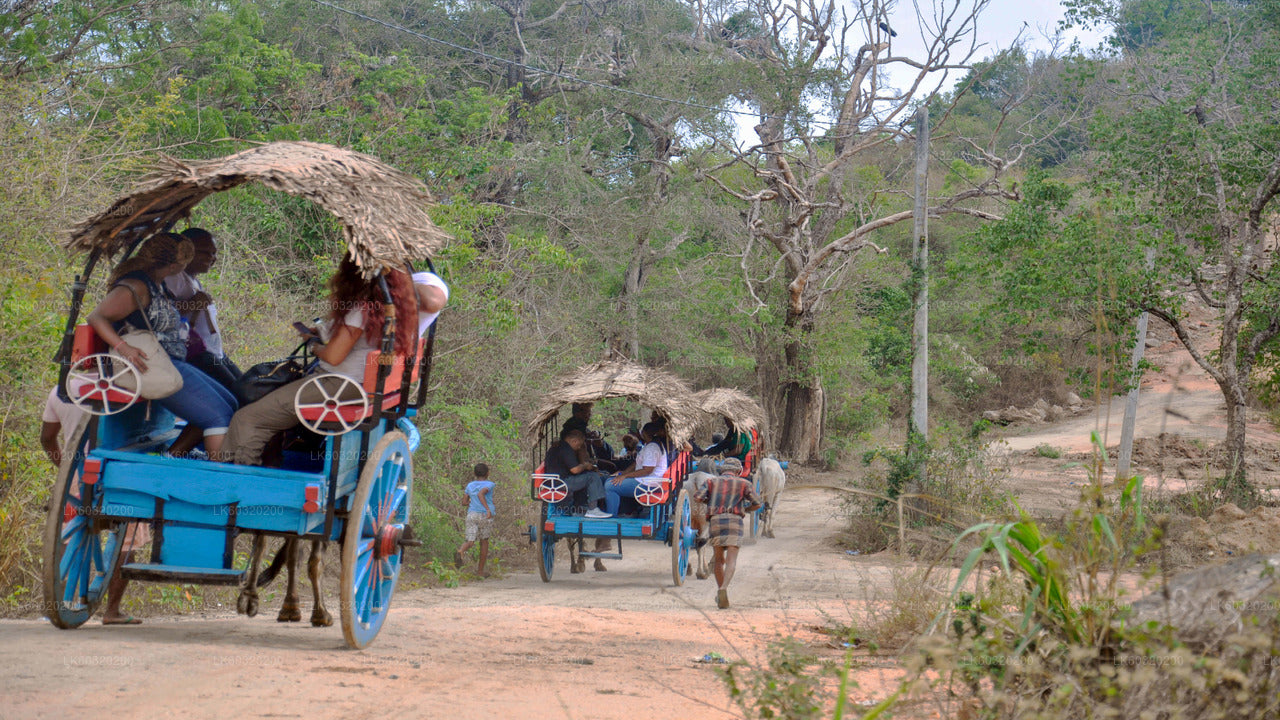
left=671, top=489, right=692, bottom=586
left=65, top=353, right=141, bottom=415
left=749, top=473, right=761, bottom=540
left=536, top=515, right=555, bottom=583
left=42, top=415, right=125, bottom=629
left=340, top=430, right=412, bottom=649
left=294, top=374, right=369, bottom=436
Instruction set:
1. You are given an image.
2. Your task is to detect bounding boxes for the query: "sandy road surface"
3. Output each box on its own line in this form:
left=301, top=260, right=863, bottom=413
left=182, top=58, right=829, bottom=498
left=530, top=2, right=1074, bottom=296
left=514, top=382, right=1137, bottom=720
left=1, top=485, right=906, bottom=720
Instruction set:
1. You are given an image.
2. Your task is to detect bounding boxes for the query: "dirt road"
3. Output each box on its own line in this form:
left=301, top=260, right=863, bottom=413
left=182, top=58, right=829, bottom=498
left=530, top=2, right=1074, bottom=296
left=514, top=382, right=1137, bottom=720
left=1, top=484, right=907, bottom=720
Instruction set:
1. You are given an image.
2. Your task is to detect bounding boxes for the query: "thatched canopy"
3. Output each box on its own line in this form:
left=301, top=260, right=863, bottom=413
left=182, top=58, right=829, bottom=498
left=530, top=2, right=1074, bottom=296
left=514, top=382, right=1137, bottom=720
left=526, top=361, right=702, bottom=445
left=66, top=141, right=450, bottom=276
left=693, top=388, right=765, bottom=433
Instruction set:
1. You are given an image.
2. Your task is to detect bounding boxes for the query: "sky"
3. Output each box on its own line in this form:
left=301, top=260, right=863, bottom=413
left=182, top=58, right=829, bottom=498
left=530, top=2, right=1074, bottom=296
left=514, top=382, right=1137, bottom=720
left=728, top=0, right=1110, bottom=143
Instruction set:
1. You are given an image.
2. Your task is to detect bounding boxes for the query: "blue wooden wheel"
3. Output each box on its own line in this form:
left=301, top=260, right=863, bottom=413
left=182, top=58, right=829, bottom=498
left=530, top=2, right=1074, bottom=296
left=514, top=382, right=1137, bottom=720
left=537, top=508, right=555, bottom=582
left=340, top=430, right=412, bottom=649
left=671, top=489, right=692, bottom=586
left=42, top=416, right=125, bottom=629
left=749, top=473, right=762, bottom=539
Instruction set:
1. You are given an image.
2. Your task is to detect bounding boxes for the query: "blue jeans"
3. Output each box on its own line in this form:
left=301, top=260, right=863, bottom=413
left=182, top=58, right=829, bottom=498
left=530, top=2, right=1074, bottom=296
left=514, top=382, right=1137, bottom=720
left=160, top=359, right=239, bottom=436
left=605, top=477, right=661, bottom=516
left=562, top=471, right=606, bottom=507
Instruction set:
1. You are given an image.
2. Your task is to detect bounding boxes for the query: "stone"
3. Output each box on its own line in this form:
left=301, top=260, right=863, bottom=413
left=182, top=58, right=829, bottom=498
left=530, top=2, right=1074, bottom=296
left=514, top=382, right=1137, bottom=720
left=1066, top=392, right=1082, bottom=406
left=1127, top=553, right=1280, bottom=644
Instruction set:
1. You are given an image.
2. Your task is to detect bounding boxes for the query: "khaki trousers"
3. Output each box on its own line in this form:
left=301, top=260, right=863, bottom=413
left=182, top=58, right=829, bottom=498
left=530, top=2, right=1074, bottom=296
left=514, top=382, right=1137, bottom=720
left=223, top=376, right=363, bottom=465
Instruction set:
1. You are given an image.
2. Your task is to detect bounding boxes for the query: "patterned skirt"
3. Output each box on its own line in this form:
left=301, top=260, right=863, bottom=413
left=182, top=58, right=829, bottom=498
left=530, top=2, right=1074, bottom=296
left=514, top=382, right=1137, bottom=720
left=708, top=513, right=744, bottom=547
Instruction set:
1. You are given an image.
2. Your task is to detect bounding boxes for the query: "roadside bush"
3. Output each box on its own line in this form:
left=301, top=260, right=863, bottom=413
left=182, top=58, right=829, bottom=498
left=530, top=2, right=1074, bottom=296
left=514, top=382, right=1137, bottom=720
left=852, top=427, right=1013, bottom=558
left=902, top=444, right=1280, bottom=719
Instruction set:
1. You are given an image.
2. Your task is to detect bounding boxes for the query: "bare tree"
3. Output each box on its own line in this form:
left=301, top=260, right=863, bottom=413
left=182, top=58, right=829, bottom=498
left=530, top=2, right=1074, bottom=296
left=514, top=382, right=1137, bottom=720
left=688, top=0, right=1028, bottom=461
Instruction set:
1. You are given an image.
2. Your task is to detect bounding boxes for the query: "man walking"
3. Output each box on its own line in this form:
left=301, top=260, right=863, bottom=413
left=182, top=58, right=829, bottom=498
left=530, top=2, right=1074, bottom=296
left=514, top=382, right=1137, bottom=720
left=697, top=457, right=761, bottom=609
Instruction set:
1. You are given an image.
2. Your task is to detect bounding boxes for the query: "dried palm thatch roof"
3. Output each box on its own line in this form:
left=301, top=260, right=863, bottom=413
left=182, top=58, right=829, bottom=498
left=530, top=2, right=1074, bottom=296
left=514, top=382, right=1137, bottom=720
left=66, top=141, right=450, bottom=276
left=527, top=361, right=702, bottom=445
left=693, top=388, right=765, bottom=433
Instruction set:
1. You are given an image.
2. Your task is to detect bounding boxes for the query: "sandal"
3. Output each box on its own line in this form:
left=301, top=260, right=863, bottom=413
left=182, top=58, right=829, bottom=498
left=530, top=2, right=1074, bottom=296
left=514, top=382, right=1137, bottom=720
left=103, top=615, right=143, bottom=625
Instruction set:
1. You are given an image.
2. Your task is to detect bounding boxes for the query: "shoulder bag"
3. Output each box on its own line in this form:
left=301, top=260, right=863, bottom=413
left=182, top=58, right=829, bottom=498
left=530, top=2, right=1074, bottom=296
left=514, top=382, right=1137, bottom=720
left=109, top=283, right=185, bottom=399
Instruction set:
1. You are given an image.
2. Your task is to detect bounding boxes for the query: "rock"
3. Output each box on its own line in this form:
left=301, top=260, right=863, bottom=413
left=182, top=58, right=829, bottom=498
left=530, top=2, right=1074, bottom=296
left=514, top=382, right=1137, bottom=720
left=1127, top=553, right=1280, bottom=644
left=1145, top=336, right=1161, bottom=348
left=1033, top=398, right=1050, bottom=412
left=982, top=410, right=1002, bottom=422
left=1210, top=503, right=1248, bottom=522
left=1047, top=405, right=1065, bottom=422
left=1066, top=392, right=1082, bottom=406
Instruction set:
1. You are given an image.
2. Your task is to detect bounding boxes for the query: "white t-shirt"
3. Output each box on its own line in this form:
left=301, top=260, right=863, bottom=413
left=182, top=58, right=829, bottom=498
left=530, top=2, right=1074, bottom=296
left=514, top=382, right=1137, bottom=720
left=318, top=308, right=375, bottom=382
left=43, top=387, right=86, bottom=456
left=164, top=272, right=224, bottom=358
left=634, top=441, right=669, bottom=486
left=412, top=271, right=450, bottom=336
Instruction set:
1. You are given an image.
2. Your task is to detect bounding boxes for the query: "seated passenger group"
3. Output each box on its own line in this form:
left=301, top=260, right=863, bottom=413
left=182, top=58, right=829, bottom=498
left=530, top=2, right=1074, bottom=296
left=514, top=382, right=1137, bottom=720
left=543, top=402, right=747, bottom=519
left=88, top=229, right=447, bottom=464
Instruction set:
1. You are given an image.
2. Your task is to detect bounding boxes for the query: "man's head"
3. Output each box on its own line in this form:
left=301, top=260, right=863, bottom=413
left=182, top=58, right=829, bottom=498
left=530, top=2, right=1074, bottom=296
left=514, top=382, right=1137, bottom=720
left=621, top=433, right=639, bottom=452
left=473, top=462, right=489, bottom=479
left=719, top=457, right=743, bottom=476
left=586, top=429, right=605, bottom=446
left=561, top=428, right=586, bottom=450
left=571, top=403, right=593, bottom=421
left=181, top=227, right=218, bottom=275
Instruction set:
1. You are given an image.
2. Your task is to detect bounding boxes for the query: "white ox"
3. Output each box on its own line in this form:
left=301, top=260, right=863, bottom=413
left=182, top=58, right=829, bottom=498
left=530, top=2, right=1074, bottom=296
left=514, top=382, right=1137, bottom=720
left=756, top=457, right=786, bottom=538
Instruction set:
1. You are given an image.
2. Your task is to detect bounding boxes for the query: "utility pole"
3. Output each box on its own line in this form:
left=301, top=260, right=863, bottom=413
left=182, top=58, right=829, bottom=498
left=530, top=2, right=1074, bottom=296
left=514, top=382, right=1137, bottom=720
left=910, top=105, right=929, bottom=482
left=1116, top=247, right=1156, bottom=481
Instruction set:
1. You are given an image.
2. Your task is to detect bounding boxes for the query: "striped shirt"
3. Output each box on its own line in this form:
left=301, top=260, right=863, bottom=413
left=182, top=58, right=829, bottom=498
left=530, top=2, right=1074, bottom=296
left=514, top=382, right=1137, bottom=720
left=698, top=474, right=762, bottom=517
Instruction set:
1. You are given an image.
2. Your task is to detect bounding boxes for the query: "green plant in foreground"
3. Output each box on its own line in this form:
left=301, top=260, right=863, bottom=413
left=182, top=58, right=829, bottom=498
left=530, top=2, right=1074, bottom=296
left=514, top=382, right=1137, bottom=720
left=949, top=433, right=1144, bottom=647
left=1033, top=443, right=1060, bottom=459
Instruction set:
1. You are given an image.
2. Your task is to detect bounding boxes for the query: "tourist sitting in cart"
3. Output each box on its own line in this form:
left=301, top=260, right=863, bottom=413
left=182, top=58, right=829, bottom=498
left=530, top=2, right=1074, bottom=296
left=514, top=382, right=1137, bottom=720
left=694, top=416, right=751, bottom=466
left=86, top=232, right=239, bottom=458
left=543, top=428, right=611, bottom=517
left=586, top=429, right=618, bottom=472
left=412, top=268, right=448, bottom=333
left=613, top=432, right=640, bottom=472
left=222, top=255, right=418, bottom=466
left=604, top=421, right=669, bottom=517
left=165, top=227, right=243, bottom=397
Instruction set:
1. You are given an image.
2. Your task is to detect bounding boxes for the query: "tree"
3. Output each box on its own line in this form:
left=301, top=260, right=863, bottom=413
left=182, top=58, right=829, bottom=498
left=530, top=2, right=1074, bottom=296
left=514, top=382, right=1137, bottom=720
left=685, top=0, right=1052, bottom=461
left=1072, top=0, right=1280, bottom=484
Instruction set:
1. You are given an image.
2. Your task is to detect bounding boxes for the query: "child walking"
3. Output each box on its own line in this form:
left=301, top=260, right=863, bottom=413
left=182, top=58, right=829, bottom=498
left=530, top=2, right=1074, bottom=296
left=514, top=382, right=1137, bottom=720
left=455, top=463, right=495, bottom=577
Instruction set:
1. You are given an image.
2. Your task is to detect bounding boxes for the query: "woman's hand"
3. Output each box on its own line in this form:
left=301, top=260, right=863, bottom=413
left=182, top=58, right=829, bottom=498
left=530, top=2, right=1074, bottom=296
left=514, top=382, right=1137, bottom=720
left=114, top=342, right=150, bottom=373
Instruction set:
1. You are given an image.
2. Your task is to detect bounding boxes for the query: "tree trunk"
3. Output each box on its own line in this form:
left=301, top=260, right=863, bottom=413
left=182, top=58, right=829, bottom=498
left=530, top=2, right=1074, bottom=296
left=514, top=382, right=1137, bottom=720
left=775, top=319, right=824, bottom=463
left=1222, top=382, right=1248, bottom=483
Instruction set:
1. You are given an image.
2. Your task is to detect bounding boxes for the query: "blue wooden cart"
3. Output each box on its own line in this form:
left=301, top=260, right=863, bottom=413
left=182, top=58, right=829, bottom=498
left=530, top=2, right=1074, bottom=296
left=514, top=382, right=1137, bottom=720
left=44, top=142, right=448, bottom=648
left=524, top=361, right=700, bottom=585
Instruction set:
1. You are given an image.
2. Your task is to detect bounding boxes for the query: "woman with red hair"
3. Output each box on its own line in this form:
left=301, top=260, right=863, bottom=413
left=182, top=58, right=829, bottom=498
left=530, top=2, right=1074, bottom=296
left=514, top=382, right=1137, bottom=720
left=222, top=256, right=417, bottom=465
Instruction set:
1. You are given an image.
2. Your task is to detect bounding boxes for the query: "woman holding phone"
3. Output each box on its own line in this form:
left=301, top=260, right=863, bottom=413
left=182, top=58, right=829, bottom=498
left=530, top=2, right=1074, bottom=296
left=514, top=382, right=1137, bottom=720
left=222, top=256, right=418, bottom=466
